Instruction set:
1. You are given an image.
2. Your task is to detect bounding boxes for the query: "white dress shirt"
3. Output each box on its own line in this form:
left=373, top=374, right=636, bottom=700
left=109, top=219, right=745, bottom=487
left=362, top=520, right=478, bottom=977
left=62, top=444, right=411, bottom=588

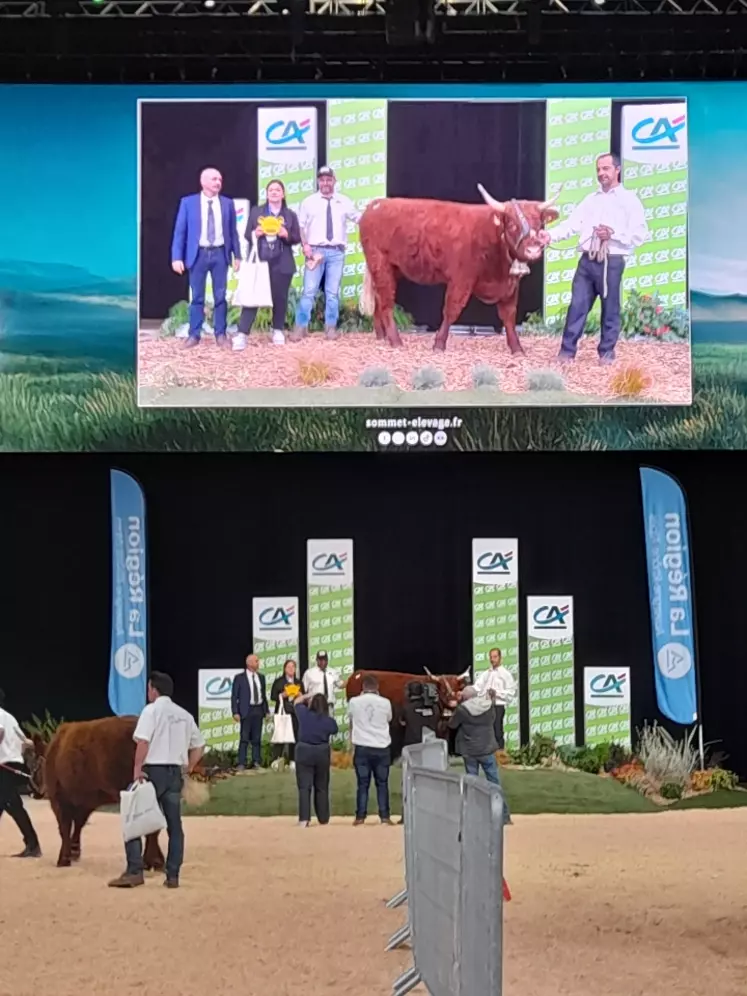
left=0, top=708, right=26, bottom=765
left=549, top=185, right=648, bottom=256
left=245, top=670, right=265, bottom=707
left=199, top=192, right=225, bottom=248
left=298, top=191, right=361, bottom=248
left=302, top=665, right=341, bottom=706
left=348, top=692, right=393, bottom=749
left=133, top=695, right=204, bottom=767
left=473, top=666, right=517, bottom=708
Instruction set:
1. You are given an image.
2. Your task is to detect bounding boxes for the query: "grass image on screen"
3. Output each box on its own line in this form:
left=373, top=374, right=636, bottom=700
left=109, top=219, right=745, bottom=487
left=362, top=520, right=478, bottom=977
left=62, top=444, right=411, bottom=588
left=136, top=96, right=692, bottom=410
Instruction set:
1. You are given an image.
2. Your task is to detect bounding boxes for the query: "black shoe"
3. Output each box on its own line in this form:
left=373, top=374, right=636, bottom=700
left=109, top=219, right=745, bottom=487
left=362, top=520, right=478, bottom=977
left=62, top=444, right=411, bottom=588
left=13, top=844, right=42, bottom=858
left=163, top=878, right=179, bottom=889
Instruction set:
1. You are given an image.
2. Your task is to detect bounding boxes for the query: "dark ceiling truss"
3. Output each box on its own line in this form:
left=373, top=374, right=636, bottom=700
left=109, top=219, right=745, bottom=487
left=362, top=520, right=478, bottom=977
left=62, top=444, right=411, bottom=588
left=1, top=0, right=746, bottom=81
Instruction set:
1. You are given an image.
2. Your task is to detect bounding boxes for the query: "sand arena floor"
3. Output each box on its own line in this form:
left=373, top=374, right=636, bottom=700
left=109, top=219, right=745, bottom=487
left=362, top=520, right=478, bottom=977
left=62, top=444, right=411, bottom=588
left=2, top=802, right=746, bottom=996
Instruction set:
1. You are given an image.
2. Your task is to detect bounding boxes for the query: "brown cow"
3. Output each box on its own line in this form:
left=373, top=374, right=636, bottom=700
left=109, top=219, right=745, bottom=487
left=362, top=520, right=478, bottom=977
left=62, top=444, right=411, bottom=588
left=35, top=716, right=165, bottom=870
left=359, top=184, right=560, bottom=353
left=345, top=669, right=470, bottom=756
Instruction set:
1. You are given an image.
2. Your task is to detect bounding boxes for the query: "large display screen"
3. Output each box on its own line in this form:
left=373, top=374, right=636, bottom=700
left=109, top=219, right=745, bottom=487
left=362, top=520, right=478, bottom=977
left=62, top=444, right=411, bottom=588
left=0, top=82, right=744, bottom=451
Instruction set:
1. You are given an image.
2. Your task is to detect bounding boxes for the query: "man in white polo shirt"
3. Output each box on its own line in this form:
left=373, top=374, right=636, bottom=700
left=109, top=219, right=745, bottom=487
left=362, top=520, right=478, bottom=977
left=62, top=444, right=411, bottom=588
left=0, top=688, right=41, bottom=858
left=109, top=671, right=205, bottom=890
left=348, top=674, right=394, bottom=826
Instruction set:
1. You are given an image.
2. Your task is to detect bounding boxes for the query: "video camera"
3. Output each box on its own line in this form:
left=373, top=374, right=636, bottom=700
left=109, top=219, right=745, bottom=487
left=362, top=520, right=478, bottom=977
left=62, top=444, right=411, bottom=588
left=422, top=683, right=439, bottom=707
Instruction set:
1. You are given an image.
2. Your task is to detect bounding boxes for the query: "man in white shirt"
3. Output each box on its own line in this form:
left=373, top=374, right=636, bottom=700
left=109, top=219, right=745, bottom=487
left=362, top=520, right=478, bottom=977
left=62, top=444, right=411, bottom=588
left=290, top=165, right=361, bottom=342
left=473, top=648, right=517, bottom=751
left=302, top=650, right=342, bottom=711
left=109, top=671, right=204, bottom=890
left=0, top=689, right=41, bottom=858
left=538, top=153, right=648, bottom=365
left=348, top=674, right=394, bottom=826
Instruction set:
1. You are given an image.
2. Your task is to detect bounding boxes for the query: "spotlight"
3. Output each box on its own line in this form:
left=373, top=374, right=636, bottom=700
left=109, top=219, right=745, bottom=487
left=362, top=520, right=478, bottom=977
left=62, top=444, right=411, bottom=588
left=204, top=0, right=216, bottom=7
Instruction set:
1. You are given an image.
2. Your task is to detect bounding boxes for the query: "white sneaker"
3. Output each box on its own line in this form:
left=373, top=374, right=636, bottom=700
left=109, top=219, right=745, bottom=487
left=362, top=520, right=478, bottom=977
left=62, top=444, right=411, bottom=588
left=289, top=761, right=296, bottom=772
left=271, top=329, right=286, bottom=345
left=232, top=333, right=247, bottom=351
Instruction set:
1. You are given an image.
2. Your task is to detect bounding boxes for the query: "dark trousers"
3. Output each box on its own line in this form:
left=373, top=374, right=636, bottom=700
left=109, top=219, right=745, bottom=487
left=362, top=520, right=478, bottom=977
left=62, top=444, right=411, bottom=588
left=493, top=705, right=506, bottom=751
left=238, top=706, right=265, bottom=768
left=295, top=743, right=331, bottom=824
left=354, top=745, right=391, bottom=820
left=560, top=253, right=626, bottom=359
left=125, top=764, right=183, bottom=880
left=188, top=246, right=229, bottom=339
left=272, top=712, right=298, bottom=763
left=463, top=755, right=512, bottom=825
left=238, top=267, right=293, bottom=333
left=0, top=764, right=39, bottom=850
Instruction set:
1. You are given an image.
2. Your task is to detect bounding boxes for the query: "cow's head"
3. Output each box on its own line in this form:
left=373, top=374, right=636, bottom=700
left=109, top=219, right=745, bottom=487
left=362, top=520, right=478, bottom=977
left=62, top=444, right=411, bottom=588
left=423, top=668, right=471, bottom=717
left=477, top=183, right=561, bottom=264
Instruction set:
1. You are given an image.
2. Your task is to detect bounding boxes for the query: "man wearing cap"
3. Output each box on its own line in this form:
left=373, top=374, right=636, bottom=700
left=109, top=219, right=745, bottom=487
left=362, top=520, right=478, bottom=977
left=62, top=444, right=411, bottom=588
left=290, top=166, right=361, bottom=342
left=302, top=650, right=341, bottom=710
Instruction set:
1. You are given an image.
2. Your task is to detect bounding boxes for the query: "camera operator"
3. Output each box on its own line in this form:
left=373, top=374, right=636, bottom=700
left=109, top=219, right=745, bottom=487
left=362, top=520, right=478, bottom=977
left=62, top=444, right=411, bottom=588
left=399, top=681, right=441, bottom=748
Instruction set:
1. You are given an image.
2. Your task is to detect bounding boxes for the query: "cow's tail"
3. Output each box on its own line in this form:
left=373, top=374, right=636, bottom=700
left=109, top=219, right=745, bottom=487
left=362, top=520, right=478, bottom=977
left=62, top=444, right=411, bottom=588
left=359, top=266, right=375, bottom=317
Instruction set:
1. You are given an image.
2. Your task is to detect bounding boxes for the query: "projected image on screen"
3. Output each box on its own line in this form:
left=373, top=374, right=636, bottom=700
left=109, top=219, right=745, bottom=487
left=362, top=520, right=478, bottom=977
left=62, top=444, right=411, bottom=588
left=137, top=96, right=691, bottom=409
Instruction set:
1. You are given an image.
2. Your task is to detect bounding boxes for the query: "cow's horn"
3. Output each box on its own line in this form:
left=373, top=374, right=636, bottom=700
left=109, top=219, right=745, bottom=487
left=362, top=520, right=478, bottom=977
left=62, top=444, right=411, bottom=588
left=539, top=185, right=563, bottom=211
left=477, top=183, right=505, bottom=213
left=423, top=667, right=435, bottom=679
left=458, top=668, right=471, bottom=681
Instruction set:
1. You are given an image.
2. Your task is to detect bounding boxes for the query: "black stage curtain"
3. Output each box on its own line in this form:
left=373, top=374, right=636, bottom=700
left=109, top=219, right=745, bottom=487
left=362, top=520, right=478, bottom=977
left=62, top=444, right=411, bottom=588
left=2, top=452, right=746, bottom=777
left=138, top=99, right=545, bottom=325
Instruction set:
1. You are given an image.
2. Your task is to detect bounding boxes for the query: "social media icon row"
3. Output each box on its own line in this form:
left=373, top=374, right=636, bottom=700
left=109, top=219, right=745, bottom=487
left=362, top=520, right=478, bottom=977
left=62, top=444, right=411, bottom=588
left=377, top=430, right=448, bottom=447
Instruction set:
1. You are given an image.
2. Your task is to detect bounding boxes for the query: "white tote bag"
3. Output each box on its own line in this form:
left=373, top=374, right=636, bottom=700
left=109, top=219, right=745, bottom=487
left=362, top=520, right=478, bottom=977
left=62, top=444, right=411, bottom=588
left=271, top=697, right=295, bottom=745
left=120, top=780, right=168, bottom=843
left=233, top=240, right=274, bottom=309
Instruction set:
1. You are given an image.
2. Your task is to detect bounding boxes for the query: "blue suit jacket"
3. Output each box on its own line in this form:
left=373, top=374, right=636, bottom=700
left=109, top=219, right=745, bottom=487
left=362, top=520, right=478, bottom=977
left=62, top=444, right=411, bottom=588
left=231, top=670, right=269, bottom=719
left=171, top=193, right=241, bottom=270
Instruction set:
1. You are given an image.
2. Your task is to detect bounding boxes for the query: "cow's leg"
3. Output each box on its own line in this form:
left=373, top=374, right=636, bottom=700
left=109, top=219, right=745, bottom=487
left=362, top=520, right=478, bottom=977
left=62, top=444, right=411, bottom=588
left=51, top=798, right=74, bottom=867
left=371, top=261, right=401, bottom=347
left=433, top=284, right=473, bottom=352
left=497, top=295, right=524, bottom=356
left=143, top=832, right=165, bottom=872
left=69, top=808, right=91, bottom=862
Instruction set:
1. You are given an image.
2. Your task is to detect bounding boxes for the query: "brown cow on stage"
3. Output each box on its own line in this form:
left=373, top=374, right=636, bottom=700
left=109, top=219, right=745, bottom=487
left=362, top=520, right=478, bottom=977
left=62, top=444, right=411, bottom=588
left=359, top=184, right=560, bottom=353
left=34, top=716, right=165, bottom=870
left=345, top=668, right=470, bottom=757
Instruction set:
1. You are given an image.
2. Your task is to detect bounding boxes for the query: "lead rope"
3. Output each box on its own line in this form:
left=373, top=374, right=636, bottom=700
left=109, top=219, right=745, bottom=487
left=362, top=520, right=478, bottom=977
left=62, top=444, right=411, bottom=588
left=586, top=233, right=610, bottom=299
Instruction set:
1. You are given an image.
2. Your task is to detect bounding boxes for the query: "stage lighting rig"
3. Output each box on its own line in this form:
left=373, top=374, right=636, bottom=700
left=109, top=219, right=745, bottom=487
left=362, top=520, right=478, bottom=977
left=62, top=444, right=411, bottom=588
left=385, top=0, right=437, bottom=46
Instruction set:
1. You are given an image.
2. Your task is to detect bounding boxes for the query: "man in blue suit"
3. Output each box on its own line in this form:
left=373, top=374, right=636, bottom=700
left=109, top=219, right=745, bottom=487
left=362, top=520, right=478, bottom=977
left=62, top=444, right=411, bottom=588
left=231, top=654, right=270, bottom=771
left=171, top=167, right=242, bottom=350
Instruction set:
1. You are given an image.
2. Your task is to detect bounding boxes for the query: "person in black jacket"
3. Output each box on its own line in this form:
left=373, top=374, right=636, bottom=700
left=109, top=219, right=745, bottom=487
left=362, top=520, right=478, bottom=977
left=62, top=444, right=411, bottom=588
left=237, top=179, right=301, bottom=345
left=270, top=658, right=301, bottom=767
left=448, top=685, right=512, bottom=825
left=399, top=681, right=441, bottom=747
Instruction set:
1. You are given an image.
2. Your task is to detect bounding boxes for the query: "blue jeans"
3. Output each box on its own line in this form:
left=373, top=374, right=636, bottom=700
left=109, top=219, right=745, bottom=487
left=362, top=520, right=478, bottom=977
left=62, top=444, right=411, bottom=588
left=560, top=253, right=625, bottom=360
left=125, top=765, right=184, bottom=880
left=188, top=246, right=229, bottom=339
left=464, top=755, right=512, bottom=825
left=354, top=746, right=391, bottom=820
left=294, top=246, right=345, bottom=329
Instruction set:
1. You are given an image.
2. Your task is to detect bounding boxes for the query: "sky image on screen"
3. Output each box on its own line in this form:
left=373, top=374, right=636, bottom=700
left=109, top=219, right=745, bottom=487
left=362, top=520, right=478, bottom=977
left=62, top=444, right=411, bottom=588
left=0, top=82, right=745, bottom=452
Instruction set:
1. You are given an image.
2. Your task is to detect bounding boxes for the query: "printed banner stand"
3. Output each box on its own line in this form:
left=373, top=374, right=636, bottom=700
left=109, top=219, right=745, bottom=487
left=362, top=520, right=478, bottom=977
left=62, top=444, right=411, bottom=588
left=583, top=668, right=632, bottom=748
left=108, top=469, right=148, bottom=717
left=252, top=597, right=301, bottom=699
left=471, top=539, right=521, bottom=750
left=257, top=106, right=319, bottom=293
left=621, top=102, right=689, bottom=311
left=198, top=669, right=241, bottom=752
left=526, top=596, right=576, bottom=747
left=326, top=98, right=388, bottom=306
left=306, top=539, right=355, bottom=741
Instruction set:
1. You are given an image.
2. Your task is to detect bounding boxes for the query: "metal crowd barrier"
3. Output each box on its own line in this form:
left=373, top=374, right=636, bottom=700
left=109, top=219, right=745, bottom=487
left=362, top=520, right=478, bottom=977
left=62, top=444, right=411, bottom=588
left=388, top=744, right=505, bottom=996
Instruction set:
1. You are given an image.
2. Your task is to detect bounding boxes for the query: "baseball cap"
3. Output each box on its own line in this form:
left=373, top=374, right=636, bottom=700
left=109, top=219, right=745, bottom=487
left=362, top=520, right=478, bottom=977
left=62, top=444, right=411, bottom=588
left=317, top=650, right=328, bottom=660
left=317, top=165, right=335, bottom=178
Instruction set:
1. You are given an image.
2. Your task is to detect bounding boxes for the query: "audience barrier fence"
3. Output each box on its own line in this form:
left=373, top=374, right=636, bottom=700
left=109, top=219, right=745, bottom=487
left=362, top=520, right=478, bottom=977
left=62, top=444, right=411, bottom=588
left=387, top=741, right=505, bottom=996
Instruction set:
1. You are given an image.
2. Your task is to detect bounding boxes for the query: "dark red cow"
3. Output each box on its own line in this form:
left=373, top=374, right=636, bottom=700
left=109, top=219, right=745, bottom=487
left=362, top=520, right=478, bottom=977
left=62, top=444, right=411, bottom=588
left=35, top=716, right=165, bottom=870
left=359, top=184, right=559, bottom=353
left=346, top=669, right=470, bottom=754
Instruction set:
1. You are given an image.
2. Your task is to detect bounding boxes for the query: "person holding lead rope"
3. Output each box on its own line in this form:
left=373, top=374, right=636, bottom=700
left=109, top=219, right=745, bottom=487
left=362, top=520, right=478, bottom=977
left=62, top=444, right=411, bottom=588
left=538, top=153, right=649, bottom=366
left=0, top=688, right=42, bottom=858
